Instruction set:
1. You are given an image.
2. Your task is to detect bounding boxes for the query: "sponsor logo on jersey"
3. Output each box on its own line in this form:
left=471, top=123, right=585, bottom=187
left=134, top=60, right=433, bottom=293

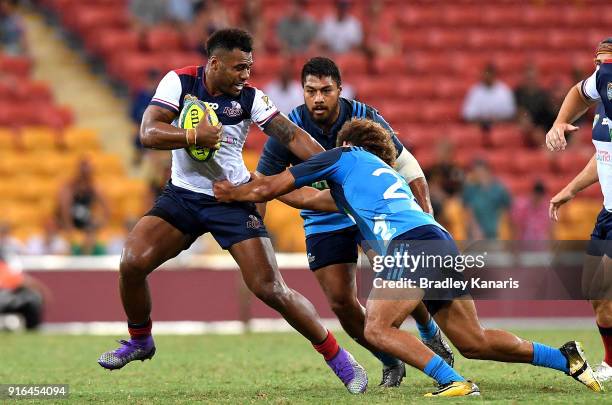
left=261, top=94, right=273, bottom=111
left=246, top=214, right=262, bottom=229
left=597, top=149, right=611, bottom=162
left=608, top=82, right=612, bottom=101
left=223, top=101, right=243, bottom=117
left=310, top=180, right=329, bottom=190
left=221, top=135, right=238, bottom=145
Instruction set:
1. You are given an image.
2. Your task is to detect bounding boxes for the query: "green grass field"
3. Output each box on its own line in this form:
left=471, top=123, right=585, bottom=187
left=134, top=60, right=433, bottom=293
left=1, top=329, right=609, bottom=404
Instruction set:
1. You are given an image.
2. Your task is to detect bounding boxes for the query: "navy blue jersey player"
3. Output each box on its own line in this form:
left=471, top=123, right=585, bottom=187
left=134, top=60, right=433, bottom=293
left=256, top=57, right=452, bottom=386
left=547, top=38, right=612, bottom=382
left=96, top=29, right=370, bottom=394
left=215, top=118, right=603, bottom=397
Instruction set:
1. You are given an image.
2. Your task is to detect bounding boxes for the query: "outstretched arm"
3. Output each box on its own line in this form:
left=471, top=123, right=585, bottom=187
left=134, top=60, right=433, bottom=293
left=264, top=114, right=324, bottom=160
left=214, top=170, right=297, bottom=203
left=546, top=82, right=597, bottom=151
left=278, top=188, right=338, bottom=212
left=549, top=154, right=598, bottom=221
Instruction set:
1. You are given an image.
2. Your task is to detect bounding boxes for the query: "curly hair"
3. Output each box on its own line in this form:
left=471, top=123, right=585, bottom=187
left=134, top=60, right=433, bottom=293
left=336, top=119, right=396, bottom=166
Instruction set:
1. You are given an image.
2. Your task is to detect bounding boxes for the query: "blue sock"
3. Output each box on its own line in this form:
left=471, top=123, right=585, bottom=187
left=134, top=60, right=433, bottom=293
left=372, top=350, right=402, bottom=367
left=423, top=354, right=465, bottom=385
left=531, top=342, right=569, bottom=373
left=417, top=316, right=439, bottom=341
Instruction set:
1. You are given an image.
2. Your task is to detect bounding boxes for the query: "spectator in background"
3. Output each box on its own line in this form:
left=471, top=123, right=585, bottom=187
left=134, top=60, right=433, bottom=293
left=426, top=140, right=465, bottom=197
left=58, top=159, right=110, bottom=234
left=514, top=64, right=555, bottom=130
left=318, top=0, right=363, bottom=54
left=425, top=140, right=467, bottom=239
left=0, top=0, right=27, bottom=55
left=130, top=69, right=160, bottom=166
left=462, top=63, right=516, bottom=129
left=238, top=0, right=264, bottom=53
left=167, top=0, right=194, bottom=27
left=70, top=225, right=106, bottom=256
left=106, top=218, right=139, bottom=255
left=129, top=0, right=168, bottom=32
left=462, top=159, right=511, bottom=240
left=510, top=180, right=551, bottom=241
left=263, top=59, right=303, bottom=114
left=362, top=0, right=400, bottom=61
left=0, top=222, right=23, bottom=256
left=276, top=0, right=318, bottom=54
left=24, top=219, right=69, bottom=255
left=190, top=0, right=232, bottom=55
left=0, top=255, right=44, bottom=330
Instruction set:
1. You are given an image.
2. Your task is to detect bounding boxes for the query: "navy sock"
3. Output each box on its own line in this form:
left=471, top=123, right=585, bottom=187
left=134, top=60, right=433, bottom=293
left=417, top=317, right=439, bottom=341
left=531, top=342, right=569, bottom=373
left=372, top=350, right=402, bottom=367
left=423, top=354, right=465, bottom=385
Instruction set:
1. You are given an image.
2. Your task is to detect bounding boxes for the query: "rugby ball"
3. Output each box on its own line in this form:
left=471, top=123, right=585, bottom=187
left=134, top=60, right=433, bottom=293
left=178, top=98, right=219, bottom=162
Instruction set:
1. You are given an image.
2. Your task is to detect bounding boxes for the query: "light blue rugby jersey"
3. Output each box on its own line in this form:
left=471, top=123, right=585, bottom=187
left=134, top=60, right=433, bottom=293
left=288, top=147, right=441, bottom=252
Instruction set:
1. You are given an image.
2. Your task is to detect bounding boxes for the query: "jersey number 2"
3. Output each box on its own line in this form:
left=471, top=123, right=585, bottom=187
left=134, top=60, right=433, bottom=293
left=372, top=168, right=409, bottom=199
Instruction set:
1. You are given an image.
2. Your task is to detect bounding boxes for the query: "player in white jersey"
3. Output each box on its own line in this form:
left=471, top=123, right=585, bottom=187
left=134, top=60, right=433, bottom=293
left=97, top=29, right=368, bottom=394
left=547, top=38, right=612, bottom=382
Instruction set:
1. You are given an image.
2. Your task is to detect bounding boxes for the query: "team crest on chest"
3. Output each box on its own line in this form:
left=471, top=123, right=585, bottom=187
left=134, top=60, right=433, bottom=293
left=223, top=101, right=243, bottom=117
left=607, top=82, right=612, bottom=101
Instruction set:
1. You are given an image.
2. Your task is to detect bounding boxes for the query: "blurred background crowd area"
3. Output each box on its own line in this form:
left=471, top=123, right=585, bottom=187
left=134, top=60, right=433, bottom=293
left=0, top=0, right=609, bottom=255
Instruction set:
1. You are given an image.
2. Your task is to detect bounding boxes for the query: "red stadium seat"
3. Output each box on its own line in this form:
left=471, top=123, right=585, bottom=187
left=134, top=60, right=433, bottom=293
left=561, top=7, right=601, bottom=27
left=420, top=102, right=461, bottom=123
left=434, top=79, right=471, bottom=100
left=426, top=29, right=467, bottom=50
left=547, top=29, right=590, bottom=50
left=145, top=28, right=185, bottom=52
left=554, top=149, right=593, bottom=175
left=159, top=52, right=204, bottom=73
left=401, top=30, right=430, bottom=50
left=447, top=125, right=485, bottom=149
left=409, top=53, right=449, bottom=74
left=498, top=175, right=534, bottom=196
left=489, top=125, right=524, bottom=149
left=334, top=53, right=368, bottom=77
left=466, top=30, right=509, bottom=50
left=441, top=7, right=482, bottom=27
left=483, top=151, right=512, bottom=175
left=482, top=6, right=524, bottom=27
left=0, top=55, right=32, bottom=77
left=88, top=29, right=140, bottom=59
left=509, top=31, right=549, bottom=50
left=399, top=6, right=438, bottom=27
left=396, top=77, right=437, bottom=99
left=511, top=150, right=553, bottom=175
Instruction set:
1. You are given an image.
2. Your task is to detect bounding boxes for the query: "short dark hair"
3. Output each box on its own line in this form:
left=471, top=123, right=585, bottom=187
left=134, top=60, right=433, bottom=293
left=301, top=57, right=342, bottom=87
left=206, top=28, right=253, bottom=56
left=336, top=119, right=396, bottom=166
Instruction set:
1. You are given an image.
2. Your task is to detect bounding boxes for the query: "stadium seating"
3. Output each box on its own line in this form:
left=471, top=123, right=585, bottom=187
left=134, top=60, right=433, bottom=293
left=33, top=0, right=608, bottom=247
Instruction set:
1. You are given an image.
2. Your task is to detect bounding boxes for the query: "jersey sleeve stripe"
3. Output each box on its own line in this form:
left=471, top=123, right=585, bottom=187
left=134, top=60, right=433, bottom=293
left=151, top=98, right=180, bottom=112
left=294, top=110, right=303, bottom=127
left=257, top=110, right=280, bottom=126
left=580, top=80, right=595, bottom=101
left=360, top=102, right=366, bottom=118
left=352, top=100, right=357, bottom=117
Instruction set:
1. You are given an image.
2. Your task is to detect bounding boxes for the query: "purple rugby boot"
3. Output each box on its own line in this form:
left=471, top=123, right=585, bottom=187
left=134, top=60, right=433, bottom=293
left=98, top=336, right=156, bottom=370
left=327, top=348, right=368, bottom=394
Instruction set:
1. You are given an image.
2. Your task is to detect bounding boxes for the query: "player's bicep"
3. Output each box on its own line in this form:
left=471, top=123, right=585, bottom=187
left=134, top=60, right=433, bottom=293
left=142, top=105, right=178, bottom=126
